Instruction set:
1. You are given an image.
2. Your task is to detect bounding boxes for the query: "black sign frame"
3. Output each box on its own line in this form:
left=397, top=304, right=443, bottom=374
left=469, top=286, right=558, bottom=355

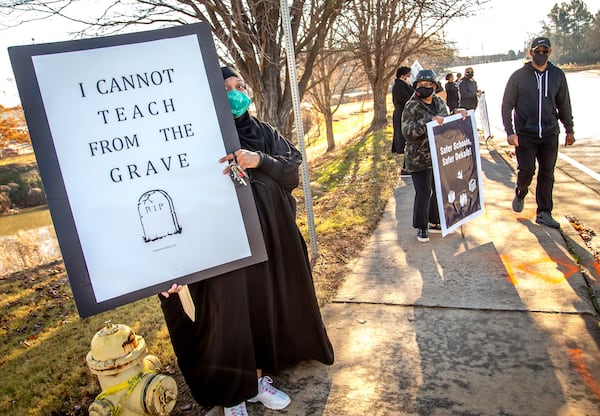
left=9, top=23, right=267, bottom=317
left=427, top=111, right=485, bottom=236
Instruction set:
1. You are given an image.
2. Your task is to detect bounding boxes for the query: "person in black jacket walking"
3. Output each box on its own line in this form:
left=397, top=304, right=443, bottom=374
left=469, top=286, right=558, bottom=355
left=392, top=66, right=414, bottom=175
left=501, top=37, right=575, bottom=229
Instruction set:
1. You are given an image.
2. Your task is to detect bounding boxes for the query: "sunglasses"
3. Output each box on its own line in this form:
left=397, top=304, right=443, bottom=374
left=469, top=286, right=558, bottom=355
left=465, top=72, right=474, bottom=75
left=533, top=49, right=550, bottom=55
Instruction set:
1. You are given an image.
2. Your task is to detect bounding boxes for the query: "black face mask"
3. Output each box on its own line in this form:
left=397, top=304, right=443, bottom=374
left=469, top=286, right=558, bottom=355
left=532, top=53, right=549, bottom=66
left=415, top=86, right=434, bottom=99
left=465, top=73, right=474, bottom=78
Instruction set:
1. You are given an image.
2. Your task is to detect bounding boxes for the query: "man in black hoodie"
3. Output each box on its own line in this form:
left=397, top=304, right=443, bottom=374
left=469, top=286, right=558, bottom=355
left=501, top=37, right=575, bottom=229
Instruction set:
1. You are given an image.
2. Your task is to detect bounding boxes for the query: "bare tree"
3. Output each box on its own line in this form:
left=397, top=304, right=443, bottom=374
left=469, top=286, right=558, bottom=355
left=307, top=48, right=365, bottom=152
left=339, top=0, right=487, bottom=131
left=1, top=0, right=346, bottom=135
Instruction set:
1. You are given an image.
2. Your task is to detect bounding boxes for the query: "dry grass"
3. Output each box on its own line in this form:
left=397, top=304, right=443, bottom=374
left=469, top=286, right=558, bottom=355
left=560, top=63, right=600, bottom=73
left=0, top=99, right=401, bottom=415
left=0, top=153, right=36, bottom=167
left=299, top=125, right=401, bottom=306
left=0, top=262, right=178, bottom=415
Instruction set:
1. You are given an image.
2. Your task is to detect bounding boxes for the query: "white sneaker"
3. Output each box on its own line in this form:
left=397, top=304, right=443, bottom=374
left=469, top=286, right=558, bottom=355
left=247, top=376, right=291, bottom=410
left=224, top=402, right=248, bottom=416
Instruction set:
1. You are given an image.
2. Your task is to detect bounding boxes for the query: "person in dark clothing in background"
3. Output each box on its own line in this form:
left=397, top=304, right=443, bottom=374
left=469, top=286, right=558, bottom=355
left=444, top=73, right=459, bottom=112
left=458, top=67, right=479, bottom=110
left=160, top=66, right=334, bottom=416
left=392, top=66, right=414, bottom=175
left=502, top=37, right=575, bottom=229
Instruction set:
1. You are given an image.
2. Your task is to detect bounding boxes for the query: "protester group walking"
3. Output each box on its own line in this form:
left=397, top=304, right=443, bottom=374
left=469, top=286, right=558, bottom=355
left=390, top=34, right=574, bottom=243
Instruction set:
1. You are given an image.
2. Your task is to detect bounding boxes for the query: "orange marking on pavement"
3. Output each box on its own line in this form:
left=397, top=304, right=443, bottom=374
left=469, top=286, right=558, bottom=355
left=500, top=254, right=518, bottom=285
left=515, top=258, right=579, bottom=284
left=568, top=348, right=600, bottom=400
left=591, top=261, right=600, bottom=278
left=500, top=255, right=579, bottom=285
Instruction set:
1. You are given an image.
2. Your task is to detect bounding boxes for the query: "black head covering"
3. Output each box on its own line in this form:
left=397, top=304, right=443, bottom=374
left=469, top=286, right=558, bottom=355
left=221, top=66, right=242, bottom=80
left=220, top=66, right=268, bottom=153
left=220, top=66, right=281, bottom=154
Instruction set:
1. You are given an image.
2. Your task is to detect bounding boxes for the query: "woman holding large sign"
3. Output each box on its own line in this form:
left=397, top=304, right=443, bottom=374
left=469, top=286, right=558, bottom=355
left=159, top=67, right=334, bottom=416
left=402, top=69, right=467, bottom=242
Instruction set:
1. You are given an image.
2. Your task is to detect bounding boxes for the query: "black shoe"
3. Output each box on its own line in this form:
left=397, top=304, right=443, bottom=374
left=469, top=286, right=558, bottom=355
left=417, top=229, right=429, bottom=242
left=428, top=223, right=442, bottom=233
left=536, top=212, right=560, bottom=229
left=512, top=195, right=524, bottom=212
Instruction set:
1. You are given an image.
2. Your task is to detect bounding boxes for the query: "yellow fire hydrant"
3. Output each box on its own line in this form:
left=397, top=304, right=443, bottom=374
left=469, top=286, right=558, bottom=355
left=86, top=322, right=178, bottom=416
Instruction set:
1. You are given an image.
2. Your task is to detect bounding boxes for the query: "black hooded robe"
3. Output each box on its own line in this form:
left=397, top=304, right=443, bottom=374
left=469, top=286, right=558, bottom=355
left=160, top=112, right=334, bottom=407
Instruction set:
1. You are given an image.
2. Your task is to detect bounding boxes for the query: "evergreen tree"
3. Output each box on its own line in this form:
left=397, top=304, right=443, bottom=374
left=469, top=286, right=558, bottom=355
left=543, top=0, right=595, bottom=64
left=584, top=11, right=600, bottom=64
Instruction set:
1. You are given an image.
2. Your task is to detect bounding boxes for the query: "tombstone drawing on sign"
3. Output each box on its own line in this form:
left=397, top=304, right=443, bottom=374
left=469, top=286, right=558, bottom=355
left=138, top=190, right=182, bottom=242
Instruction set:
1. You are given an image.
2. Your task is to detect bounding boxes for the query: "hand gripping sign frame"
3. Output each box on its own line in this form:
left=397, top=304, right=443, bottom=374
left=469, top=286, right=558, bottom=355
left=427, top=111, right=485, bottom=236
left=9, top=23, right=267, bottom=317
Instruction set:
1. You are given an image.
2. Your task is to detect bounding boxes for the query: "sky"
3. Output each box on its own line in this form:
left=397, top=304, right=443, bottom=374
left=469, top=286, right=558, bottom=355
left=445, top=0, right=600, bottom=56
left=444, top=0, right=598, bottom=57
left=0, top=0, right=598, bottom=107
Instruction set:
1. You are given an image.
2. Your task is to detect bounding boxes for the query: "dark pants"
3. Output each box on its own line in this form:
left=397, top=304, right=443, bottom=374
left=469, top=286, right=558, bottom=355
left=392, top=108, right=406, bottom=155
left=515, top=133, right=559, bottom=214
left=411, top=168, right=440, bottom=230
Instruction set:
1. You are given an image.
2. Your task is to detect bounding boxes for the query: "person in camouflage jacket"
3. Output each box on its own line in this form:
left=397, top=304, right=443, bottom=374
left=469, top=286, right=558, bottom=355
left=401, top=69, right=466, bottom=242
left=401, top=89, right=448, bottom=173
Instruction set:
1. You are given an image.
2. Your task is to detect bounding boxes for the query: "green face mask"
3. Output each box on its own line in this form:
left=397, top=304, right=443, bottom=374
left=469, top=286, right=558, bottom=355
left=227, top=90, right=251, bottom=118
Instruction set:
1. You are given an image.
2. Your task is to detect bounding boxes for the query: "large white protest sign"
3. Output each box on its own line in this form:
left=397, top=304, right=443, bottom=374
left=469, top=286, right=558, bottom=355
left=427, top=111, right=484, bottom=236
left=9, top=24, right=267, bottom=317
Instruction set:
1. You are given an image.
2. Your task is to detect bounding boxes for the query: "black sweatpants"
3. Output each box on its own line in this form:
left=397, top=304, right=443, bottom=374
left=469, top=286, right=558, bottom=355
left=411, top=168, right=440, bottom=230
left=514, top=133, right=559, bottom=214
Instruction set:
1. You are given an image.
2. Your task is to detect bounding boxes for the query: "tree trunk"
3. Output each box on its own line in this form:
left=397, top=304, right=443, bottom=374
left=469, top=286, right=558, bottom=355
left=370, top=80, right=389, bottom=131
left=252, top=62, right=292, bottom=137
left=324, top=108, right=335, bottom=151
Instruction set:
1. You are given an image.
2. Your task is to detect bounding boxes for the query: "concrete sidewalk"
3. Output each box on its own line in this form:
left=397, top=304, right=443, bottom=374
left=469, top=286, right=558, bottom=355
left=211, top=136, right=600, bottom=415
